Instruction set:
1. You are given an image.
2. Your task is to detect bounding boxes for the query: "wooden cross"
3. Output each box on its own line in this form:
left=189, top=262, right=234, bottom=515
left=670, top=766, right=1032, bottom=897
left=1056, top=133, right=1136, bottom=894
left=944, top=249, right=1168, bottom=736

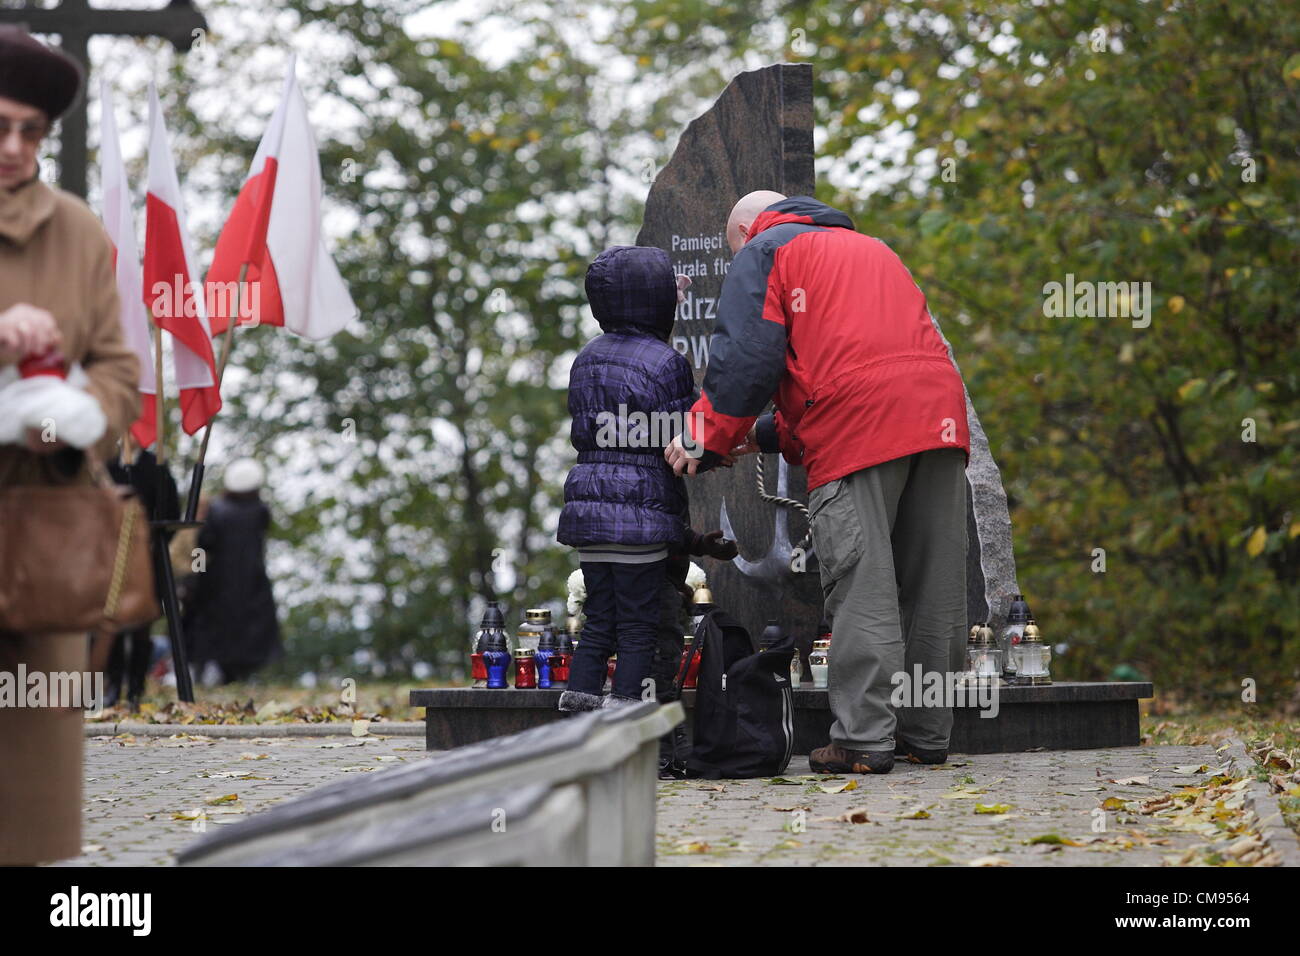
left=0, top=0, right=208, bottom=198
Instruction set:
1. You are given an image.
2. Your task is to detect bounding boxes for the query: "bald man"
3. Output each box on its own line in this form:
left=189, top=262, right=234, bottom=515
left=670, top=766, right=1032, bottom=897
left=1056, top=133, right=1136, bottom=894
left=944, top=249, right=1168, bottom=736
left=666, top=192, right=971, bottom=775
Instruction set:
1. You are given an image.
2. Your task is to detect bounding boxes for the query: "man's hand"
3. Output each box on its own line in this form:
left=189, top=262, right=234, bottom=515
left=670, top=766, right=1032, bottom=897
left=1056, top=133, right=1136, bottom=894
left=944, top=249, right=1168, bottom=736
left=665, top=433, right=701, bottom=476
left=697, top=529, right=738, bottom=561
left=0, top=304, right=62, bottom=365
left=729, top=424, right=760, bottom=459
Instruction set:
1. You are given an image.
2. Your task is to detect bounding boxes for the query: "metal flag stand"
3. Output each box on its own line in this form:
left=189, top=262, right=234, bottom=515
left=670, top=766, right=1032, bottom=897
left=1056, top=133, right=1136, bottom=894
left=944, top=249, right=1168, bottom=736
left=145, top=322, right=198, bottom=703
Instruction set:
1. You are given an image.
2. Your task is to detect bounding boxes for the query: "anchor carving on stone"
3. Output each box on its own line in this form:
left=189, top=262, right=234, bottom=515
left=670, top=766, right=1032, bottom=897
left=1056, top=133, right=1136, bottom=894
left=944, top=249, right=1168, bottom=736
left=718, top=455, right=812, bottom=582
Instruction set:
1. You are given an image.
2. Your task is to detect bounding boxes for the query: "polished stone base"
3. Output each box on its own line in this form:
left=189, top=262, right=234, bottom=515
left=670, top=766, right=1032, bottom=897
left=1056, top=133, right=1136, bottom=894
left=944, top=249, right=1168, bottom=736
left=410, top=681, right=1153, bottom=755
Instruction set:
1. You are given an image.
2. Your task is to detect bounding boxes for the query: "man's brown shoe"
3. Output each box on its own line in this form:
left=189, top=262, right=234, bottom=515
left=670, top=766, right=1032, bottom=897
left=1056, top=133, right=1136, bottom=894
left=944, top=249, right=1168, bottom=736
left=809, top=742, right=894, bottom=774
left=894, top=739, right=948, bottom=765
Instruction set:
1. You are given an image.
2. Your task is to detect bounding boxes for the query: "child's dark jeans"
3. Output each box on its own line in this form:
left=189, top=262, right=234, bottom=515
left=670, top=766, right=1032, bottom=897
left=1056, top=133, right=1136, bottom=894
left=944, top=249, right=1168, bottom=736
left=569, top=559, right=668, bottom=700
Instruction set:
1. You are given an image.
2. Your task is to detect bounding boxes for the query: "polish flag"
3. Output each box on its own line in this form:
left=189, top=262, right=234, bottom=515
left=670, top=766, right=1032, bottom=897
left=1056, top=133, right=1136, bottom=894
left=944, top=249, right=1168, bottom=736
left=98, top=80, right=156, bottom=448
left=207, top=56, right=357, bottom=340
left=142, top=83, right=221, bottom=435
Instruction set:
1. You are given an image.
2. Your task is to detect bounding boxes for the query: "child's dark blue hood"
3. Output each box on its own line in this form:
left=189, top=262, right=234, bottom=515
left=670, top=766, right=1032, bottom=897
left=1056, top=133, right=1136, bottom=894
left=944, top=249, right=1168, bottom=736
left=584, top=245, right=678, bottom=339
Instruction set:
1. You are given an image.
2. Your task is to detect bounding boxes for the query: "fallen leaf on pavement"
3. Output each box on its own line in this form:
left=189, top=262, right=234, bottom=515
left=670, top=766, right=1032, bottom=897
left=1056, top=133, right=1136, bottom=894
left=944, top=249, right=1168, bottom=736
left=1263, top=750, right=1294, bottom=771
left=819, top=780, right=858, bottom=794
left=673, top=841, right=711, bottom=854
left=1026, top=833, right=1081, bottom=846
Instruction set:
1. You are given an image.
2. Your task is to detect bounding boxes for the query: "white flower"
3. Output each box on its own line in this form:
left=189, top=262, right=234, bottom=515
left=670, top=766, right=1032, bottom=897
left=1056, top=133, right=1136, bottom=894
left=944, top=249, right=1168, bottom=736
left=566, top=569, right=586, bottom=614
left=685, top=562, right=707, bottom=592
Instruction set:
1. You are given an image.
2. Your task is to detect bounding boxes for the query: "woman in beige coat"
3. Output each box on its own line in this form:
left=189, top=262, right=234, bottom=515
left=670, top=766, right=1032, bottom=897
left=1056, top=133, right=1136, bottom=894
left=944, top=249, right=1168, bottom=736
left=0, top=27, right=140, bottom=865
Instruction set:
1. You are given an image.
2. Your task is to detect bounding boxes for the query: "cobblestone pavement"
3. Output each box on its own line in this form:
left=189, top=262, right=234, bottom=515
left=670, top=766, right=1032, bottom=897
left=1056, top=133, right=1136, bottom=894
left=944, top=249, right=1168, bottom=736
left=55, top=732, right=422, bottom=867
left=656, top=744, right=1243, bottom=867
left=60, top=736, right=1240, bottom=867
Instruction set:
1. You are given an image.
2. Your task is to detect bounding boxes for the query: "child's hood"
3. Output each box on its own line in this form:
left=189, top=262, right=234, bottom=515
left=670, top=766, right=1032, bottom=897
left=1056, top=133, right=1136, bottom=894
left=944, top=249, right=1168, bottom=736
left=584, top=245, right=678, bottom=339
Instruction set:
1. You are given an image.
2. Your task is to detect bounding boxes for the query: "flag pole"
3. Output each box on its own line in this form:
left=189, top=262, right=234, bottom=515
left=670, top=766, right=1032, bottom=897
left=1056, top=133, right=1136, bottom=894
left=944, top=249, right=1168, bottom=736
left=150, top=307, right=197, bottom=705
left=183, top=262, right=245, bottom=522
left=153, top=323, right=166, bottom=465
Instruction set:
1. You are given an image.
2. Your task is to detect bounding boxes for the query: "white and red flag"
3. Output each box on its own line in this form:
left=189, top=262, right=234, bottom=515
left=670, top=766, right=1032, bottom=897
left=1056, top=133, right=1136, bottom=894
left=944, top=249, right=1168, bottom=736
left=207, top=56, right=357, bottom=340
left=98, top=79, right=157, bottom=448
left=142, top=83, right=221, bottom=435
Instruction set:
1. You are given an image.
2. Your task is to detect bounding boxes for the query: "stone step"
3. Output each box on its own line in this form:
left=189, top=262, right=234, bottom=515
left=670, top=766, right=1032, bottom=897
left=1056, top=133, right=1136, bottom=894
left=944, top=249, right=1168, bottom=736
left=410, top=681, right=1152, bottom=755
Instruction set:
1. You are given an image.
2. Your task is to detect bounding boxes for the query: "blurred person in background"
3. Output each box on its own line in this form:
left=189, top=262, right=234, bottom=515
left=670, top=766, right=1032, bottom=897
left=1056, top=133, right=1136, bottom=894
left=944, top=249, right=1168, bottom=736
left=94, top=448, right=179, bottom=709
left=185, top=458, right=282, bottom=684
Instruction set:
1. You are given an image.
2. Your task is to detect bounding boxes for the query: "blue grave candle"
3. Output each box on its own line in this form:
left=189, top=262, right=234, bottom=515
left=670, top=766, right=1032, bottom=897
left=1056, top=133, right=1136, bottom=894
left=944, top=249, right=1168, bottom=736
left=483, top=626, right=511, bottom=689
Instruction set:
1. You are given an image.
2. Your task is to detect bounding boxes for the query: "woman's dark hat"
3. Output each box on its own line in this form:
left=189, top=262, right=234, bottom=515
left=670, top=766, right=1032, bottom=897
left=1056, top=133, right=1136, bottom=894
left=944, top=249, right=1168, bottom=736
left=0, top=26, right=85, bottom=120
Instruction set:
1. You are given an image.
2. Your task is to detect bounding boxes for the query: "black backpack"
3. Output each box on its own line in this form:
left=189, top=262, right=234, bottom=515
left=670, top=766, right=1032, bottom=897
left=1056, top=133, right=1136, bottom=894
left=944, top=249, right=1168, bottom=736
left=678, top=608, right=795, bottom=779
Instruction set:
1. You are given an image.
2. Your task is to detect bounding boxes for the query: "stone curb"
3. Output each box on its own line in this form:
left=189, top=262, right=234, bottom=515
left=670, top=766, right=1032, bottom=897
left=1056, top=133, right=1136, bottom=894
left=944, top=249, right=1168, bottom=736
left=83, top=721, right=424, bottom=738
left=1220, top=734, right=1300, bottom=868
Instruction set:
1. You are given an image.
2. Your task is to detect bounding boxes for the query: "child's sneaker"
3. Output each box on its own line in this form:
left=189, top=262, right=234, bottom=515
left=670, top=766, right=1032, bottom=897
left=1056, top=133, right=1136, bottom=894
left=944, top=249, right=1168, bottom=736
left=557, top=690, right=603, bottom=713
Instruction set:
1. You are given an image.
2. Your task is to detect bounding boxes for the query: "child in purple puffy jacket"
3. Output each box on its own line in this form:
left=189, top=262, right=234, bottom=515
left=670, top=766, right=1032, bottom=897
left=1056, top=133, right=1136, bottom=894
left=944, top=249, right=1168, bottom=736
left=557, top=246, right=734, bottom=712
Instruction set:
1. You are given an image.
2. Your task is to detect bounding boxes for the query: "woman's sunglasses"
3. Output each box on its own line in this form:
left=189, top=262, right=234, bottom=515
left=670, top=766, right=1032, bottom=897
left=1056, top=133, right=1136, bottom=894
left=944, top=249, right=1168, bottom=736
left=0, top=119, right=49, bottom=145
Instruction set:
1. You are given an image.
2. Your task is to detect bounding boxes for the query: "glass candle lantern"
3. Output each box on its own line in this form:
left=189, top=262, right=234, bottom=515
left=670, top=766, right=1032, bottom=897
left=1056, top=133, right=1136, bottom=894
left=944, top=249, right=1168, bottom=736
left=967, top=624, right=1002, bottom=682
left=514, top=647, right=537, bottom=689
left=809, top=639, right=831, bottom=689
left=474, top=601, right=507, bottom=688
left=691, top=586, right=714, bottom=631
left=535, top=622, right=558, bottom=689
left=1015, top=620, right=1051, bottom=685
left=483, top=629, right=511, bottom=689
left=680, top=635, right=701, bottom=689
left=517, top=608, right=549, bottom=653
left=999, top=594, right=1032, bottom=677
left=565, top=615, right=582, bottom=647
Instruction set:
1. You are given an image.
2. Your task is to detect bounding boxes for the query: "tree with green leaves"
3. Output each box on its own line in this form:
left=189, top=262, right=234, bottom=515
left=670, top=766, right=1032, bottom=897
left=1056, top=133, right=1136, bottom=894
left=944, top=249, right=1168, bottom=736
left=614, top=0, right=1299, bottom=703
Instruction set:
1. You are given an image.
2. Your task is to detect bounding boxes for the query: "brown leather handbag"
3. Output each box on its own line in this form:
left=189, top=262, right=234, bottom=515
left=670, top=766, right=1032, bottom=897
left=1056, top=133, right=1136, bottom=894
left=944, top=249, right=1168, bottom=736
left=0, top=473, right=161, bottom=635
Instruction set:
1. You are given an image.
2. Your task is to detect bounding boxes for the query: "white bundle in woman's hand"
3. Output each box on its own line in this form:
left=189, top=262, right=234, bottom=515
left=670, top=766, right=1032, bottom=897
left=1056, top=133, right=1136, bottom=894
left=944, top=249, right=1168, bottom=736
left=0, top=364, right=107, bottom=449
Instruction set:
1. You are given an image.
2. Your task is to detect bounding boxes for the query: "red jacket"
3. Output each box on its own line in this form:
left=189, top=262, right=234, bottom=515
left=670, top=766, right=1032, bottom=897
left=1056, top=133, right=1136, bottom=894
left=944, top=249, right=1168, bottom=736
left=687, top=196, right=969, bottom=490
